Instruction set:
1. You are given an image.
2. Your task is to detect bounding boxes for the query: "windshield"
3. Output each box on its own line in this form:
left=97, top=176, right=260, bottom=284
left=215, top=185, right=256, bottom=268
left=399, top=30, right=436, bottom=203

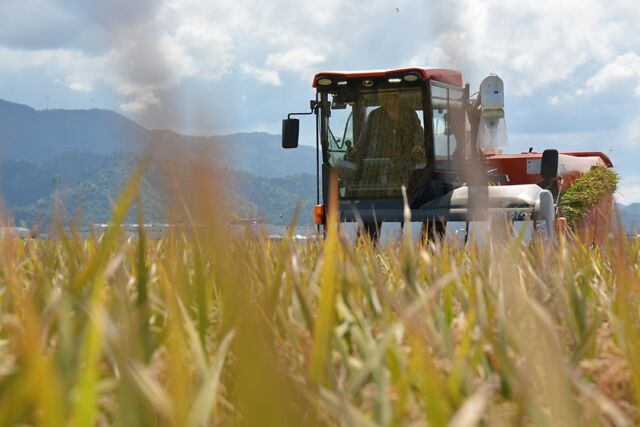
left=326, top=87, right=429, bottom=199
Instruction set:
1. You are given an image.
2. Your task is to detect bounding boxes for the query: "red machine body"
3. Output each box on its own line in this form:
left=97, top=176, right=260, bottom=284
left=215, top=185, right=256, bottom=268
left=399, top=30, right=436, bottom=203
left=487, top=152, right=612, bottom=185
left=487, top=151, right=614, bottom=242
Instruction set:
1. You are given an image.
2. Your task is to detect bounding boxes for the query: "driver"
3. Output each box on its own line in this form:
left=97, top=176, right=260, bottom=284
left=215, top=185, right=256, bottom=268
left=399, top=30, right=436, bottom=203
left=347, top=91, right=425, bottom=187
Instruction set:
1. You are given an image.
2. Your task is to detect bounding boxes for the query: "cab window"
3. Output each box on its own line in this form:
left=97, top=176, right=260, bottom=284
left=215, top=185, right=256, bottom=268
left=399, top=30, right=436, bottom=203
left=431, top=83, right=465, bottom=169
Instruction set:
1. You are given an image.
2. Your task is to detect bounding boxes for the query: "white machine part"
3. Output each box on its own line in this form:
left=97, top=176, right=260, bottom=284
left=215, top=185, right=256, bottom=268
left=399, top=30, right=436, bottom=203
left=432, top=184, right=555, bottom=244
left=477, top=75, right=508, bottom=152
left=341, top=184, right=556, bottom=245
left=479, top=75, right=504, bottom=113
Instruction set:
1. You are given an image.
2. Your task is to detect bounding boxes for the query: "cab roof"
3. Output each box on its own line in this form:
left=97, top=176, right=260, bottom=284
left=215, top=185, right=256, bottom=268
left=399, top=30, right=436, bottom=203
left=312, top=67, right=463, bottom=88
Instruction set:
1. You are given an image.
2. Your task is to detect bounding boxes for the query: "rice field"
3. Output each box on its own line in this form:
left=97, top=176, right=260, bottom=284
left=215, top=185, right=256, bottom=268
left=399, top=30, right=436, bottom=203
left=0, top=180, right=639, bottom=426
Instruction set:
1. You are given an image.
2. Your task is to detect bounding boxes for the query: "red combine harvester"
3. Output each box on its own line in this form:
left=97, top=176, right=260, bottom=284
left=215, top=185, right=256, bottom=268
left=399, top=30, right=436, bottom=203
left=282, top=67, right=614, bottom=242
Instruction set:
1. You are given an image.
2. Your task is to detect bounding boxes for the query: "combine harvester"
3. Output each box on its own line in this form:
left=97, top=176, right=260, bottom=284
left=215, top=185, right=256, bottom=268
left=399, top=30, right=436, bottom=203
left=282, top=67, right=614, bottom=243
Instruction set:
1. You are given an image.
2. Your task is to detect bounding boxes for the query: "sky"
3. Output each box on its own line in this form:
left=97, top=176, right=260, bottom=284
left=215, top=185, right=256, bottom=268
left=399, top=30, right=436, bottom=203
left=1, top=0, right=640, bottom=202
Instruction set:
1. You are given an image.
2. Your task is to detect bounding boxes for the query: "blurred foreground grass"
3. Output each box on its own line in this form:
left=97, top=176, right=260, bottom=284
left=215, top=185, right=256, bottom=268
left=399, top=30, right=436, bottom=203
left=1, top=189, right=639, bottom=426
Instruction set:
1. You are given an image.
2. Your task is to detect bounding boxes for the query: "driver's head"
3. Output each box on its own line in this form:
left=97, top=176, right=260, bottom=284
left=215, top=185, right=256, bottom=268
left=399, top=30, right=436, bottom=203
left=377, top=91, right=400, bottom=117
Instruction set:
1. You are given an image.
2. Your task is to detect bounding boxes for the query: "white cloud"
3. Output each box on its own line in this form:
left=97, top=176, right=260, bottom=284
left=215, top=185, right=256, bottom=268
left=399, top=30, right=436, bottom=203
left=0, top=47, right=74, bottom=72
left=69, top=81, right=94, bottom=93
left=585, top=52, right=640, bottom=95
left=0, top=0, right=361, bottom=110
left=240, top=63, right=281, bottom=86
left=0, top=1, right=242, bottom=113
left=239, top=47, right=326, bottom=87
left=1, top=0, right=639, bottom=144
left=169, top=17, right=235, bottom=80
left=120, top=92, right=160, bottom=113
left=265, top=47, right=325, bottom=78
left=411, top=0, right=639, bottom=95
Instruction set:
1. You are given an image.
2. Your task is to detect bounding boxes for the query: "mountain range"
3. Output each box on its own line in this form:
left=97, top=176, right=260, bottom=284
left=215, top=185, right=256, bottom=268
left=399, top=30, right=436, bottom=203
left=0, top=98, right=319, bottom=226
left=1, top=98, right=639, bottom=232
left=0, top=99, right=317, bottom=177
left=618, top=203, right=640, bottom=234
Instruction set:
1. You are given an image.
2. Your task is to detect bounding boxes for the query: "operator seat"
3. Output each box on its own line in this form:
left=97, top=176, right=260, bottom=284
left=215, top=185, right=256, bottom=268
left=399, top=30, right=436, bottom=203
left=537, top=149, right=560, bottom=200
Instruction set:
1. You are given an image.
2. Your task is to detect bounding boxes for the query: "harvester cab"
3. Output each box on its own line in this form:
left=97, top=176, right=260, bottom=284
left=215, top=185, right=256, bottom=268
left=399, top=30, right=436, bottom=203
left=282, top=67, right=611, bottom=242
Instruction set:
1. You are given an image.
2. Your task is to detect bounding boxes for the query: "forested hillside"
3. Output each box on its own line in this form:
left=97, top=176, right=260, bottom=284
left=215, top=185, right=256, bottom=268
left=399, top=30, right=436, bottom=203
left=0, top=152, right=316, bottom=227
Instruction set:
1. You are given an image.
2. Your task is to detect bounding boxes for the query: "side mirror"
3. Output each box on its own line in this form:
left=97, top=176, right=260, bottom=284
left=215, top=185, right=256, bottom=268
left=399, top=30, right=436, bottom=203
left=540, top=149, right=559, bottom=180
left=282, top=118, right=299, bottom=149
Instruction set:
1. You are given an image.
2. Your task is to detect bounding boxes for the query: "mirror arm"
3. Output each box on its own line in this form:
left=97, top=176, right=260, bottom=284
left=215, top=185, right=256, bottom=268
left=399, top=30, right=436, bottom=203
left=287, top=100, right=319, bottom=119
